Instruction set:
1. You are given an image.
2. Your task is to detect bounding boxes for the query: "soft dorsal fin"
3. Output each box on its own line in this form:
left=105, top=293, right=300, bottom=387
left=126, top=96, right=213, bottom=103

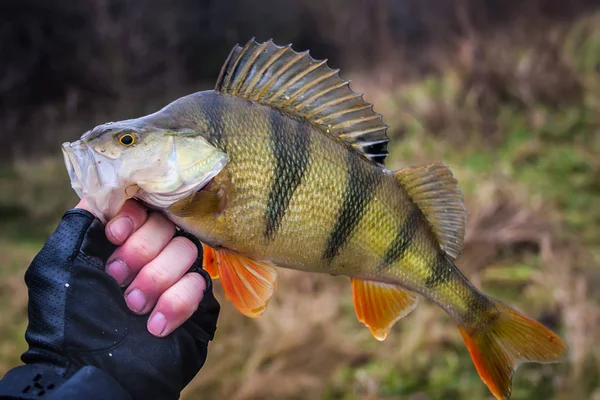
left=395, top=162, right=467, bottom=259
left=215, top=38, right=390, bottom=165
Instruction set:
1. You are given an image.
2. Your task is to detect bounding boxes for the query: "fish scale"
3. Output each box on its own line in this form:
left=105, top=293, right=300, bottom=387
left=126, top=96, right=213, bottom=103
left=62, top=38, right=568, bottom=400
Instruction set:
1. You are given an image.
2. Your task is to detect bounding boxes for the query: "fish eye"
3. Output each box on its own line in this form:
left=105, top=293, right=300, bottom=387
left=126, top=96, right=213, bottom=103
left=118, top=133, right=135, bottom=146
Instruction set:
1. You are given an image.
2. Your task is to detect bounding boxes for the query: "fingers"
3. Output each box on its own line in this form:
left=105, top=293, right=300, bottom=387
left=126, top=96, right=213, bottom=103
left=105, top=200, right=148, bottom=245
left=99, top=199, right=209, bottom=337
left=124, top=236, right=198, bottom=315
left=106, top=212, right=175, bottom=286
left=147, top=272, right=207, bottom=337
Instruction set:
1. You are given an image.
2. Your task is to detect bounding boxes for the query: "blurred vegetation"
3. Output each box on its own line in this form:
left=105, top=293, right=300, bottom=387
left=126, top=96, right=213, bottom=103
left=1, top=1, right=600, bottom=399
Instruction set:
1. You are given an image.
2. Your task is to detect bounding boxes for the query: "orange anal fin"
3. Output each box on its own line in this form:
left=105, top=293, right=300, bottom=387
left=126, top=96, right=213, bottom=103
left=459, top=300, right=568, bottom=400
left=215, top=248, right=278, bottom=318
left=202, top=244, right=219, bottom=279
left=351, top=278, right=418, bottom=341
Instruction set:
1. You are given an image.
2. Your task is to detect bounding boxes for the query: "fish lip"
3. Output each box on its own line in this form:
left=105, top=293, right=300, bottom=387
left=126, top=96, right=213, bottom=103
left=62, top=141, right=95, bottom=199
left=62, top=140, right=121, bottom=222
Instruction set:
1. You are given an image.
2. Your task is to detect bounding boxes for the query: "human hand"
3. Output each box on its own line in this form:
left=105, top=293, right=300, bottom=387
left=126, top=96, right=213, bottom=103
left=78, top=199, right=209, bottom=337
left=12, top=206, right=219, bottom=399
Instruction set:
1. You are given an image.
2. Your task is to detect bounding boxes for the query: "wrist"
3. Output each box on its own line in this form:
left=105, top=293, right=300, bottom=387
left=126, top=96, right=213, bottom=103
left=0, top=364, right=64, bottom=399
left=0, top=364, right=131, bottom=400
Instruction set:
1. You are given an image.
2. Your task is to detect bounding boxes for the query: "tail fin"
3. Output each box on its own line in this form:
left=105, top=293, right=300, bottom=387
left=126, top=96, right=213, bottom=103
left=458, top=300, right=568, bottom=400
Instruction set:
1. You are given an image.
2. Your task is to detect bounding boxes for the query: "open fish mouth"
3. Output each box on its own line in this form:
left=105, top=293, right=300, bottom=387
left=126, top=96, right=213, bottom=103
left=62, top=140, right=97, bottom=199
left=62, top=140, right=126, bottom=222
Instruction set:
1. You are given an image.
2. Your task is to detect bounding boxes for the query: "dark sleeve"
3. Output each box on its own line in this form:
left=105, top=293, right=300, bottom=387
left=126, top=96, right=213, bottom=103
left=0, top=365, right=131, bottom=400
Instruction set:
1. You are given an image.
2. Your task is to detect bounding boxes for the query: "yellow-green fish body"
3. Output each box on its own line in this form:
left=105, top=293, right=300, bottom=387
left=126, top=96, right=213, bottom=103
left=62, top=39, right=568, bottom=400
left=160, top=92, right=477, bottom=323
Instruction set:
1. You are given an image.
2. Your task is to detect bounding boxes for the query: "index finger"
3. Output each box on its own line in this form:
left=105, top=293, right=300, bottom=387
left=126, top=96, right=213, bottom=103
left=105, top=200, right=149, bottom=245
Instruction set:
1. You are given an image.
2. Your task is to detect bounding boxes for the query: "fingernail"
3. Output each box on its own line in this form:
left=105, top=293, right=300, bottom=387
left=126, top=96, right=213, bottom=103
left=148, top=312, right=167, bottom=336
left=109, top=216, right=134, bottom=243
left=106, top=260, right=130, bottom=286
left=126, top=289, right=146, bottom=313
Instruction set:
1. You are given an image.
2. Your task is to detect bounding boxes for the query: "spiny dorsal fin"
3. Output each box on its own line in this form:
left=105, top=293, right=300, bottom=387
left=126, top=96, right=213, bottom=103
left=215, top=38, right=390, bottom=165
left=395, top=162, right=466, bottom=259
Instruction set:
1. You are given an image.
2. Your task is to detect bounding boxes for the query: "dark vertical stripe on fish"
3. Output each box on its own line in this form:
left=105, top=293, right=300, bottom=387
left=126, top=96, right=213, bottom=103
left=264, top=112, right=312, bottom=240
left=378, top=207, right=420, bottom=269
left=206, top=93, right=227, bottom=151
left=424, top=251, right=454, bottom=288
left=323, top=153, right=381, bottom=261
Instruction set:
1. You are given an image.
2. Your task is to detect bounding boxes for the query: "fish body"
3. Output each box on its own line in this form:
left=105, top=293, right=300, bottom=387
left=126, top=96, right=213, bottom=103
left=159, top=92, right=480, bottom=325
left=62, top=39, right=567, bottom=400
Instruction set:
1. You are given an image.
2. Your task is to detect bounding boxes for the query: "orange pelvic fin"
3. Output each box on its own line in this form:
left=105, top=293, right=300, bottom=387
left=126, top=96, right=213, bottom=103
left=201, top=244, right=219, bottom=279
left=215, top=248, right=278, bottom=317
left=459, top=300, right=568, bottom=400
left=351, top=278, right=418, bottom=341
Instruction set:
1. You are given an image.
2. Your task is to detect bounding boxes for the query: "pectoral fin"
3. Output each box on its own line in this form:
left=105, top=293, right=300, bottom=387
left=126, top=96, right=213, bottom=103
left=169, top=189, right=223, bottom=217
left=214, top=248, right=278, bottom=317
left=351, top=278, right=418, bottom=341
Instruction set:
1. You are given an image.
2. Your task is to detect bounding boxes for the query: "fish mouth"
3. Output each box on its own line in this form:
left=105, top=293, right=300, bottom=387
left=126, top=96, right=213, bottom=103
left=62, top=140, right=98, bottom=199
left=62, top=140, right=125, bottom=222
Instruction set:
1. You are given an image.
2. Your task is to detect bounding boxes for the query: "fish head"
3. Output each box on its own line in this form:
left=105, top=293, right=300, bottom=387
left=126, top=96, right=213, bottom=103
left=62, top=119, right=229, bottom=223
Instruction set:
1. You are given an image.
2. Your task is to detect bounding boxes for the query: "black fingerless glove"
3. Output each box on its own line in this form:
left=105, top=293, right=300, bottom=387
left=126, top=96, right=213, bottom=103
left=0, top=209, right=220, bottom=400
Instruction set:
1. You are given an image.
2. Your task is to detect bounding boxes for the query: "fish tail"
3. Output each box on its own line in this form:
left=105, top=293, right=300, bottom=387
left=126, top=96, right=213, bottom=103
left=458, top=300, right=568, bottom=400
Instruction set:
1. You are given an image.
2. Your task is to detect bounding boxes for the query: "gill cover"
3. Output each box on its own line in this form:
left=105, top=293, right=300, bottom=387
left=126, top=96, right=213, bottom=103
left=135, top=134, right=230, bottom=209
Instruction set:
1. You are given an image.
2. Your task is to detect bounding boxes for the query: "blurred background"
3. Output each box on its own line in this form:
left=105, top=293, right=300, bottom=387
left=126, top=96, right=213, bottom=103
left=1, top=0, right=600, bottom=399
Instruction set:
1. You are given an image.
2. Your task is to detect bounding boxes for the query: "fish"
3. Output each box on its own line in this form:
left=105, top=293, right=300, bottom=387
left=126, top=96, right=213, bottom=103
left=62, top=38, right=567, bottom=400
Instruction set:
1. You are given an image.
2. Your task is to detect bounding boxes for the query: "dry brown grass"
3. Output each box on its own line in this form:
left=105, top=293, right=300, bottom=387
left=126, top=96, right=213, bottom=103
left=0, top=240, right=33, bottom=373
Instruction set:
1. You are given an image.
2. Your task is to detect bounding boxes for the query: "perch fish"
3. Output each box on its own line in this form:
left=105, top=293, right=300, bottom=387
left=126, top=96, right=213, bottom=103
left=62, top=39, right=567, bottom=400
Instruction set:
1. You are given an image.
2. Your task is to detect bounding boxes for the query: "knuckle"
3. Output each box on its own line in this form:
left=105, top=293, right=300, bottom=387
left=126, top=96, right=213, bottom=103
left=146, top=265, right=172, bottom=289
left=172, top=237, right=198, bottom=259
left=150, top=212, right=174, bottom=231
left=163, top=291, right=193, bottom=316
left=187, top=272, right=207, bottom=292
left=129, top=239, right=155, bottom=262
